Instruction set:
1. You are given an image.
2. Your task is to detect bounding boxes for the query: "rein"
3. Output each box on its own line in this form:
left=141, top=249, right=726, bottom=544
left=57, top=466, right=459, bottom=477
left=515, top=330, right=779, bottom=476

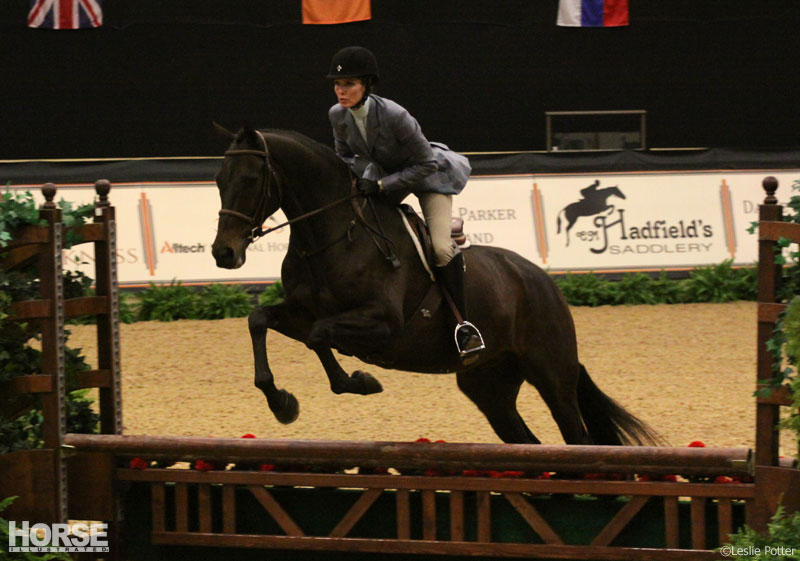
left=258, top=191, right=360, bottom=239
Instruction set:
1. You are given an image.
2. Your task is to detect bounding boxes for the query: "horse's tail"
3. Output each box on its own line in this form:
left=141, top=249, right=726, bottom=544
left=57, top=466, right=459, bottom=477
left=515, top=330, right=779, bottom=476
left=577, top=364, right=665, bottom=446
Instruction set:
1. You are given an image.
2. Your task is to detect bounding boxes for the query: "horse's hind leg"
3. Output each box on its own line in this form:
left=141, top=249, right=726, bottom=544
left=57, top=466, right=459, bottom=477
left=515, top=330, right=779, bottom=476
left=249, top=303, right=311, bottom=424
left=521, top=360, right=591, bottom=445
left=456, top=357, right=541, bottom=444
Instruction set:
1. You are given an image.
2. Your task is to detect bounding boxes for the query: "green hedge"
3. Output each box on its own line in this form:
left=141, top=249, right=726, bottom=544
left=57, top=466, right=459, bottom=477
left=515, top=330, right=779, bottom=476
left=119, top=261, right=759, bottom=325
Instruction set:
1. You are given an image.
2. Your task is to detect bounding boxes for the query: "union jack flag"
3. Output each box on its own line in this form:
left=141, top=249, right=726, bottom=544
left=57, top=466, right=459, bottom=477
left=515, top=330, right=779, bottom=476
left=28, top=0, right=103, bottom=30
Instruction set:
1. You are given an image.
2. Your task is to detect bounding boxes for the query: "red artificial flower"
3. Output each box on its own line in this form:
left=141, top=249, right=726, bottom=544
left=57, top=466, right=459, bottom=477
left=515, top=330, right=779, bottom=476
left=714, top=476, right=734, bottom=484
left=194, top=459, right=216, bottom=471
left=638, top=473, right=678, bottom=482
left=129, top=457, right=148, bottom=470
left=688, top=441, right=706, bottom=447
left=241, top=433, right=256, bottom=438
left=462, top=469, right=485, bottom=477
left=536, top=472, right=552, bottom=480
left=500, top=471, right=525, bottom=478
left=415, top=438, right=431, bottom=443
left=259, top=464, right=276, bottom=471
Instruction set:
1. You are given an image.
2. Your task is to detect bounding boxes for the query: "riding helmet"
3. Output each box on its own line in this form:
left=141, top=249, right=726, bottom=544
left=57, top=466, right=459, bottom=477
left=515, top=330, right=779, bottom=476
left=326, top=46, right=379, bottom=83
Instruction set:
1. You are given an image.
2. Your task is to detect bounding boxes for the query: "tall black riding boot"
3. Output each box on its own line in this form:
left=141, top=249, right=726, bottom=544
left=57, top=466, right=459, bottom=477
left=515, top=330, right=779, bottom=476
left=434, top=252, right=485, bottom=364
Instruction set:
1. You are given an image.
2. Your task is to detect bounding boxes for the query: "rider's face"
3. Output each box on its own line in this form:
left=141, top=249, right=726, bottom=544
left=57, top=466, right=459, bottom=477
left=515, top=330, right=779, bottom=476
left=334, top=78, right=365, bottom=108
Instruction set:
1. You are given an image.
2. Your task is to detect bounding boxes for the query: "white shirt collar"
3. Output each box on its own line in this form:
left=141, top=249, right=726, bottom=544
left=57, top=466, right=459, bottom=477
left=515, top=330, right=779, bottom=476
left=349, top=96, right=370, bottom=120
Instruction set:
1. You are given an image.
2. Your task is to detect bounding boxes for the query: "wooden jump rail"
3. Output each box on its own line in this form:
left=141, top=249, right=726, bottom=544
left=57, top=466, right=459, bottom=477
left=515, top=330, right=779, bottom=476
left=2, top=177, right=799, bottom=561
left=64, top=434, right=753, bottom=476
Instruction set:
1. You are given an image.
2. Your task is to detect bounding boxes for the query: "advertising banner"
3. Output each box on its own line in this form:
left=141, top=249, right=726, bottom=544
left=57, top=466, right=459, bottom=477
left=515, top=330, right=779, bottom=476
left=531, top=171, right=797, bottom=271
left=7, top=170, right=798, bottom=285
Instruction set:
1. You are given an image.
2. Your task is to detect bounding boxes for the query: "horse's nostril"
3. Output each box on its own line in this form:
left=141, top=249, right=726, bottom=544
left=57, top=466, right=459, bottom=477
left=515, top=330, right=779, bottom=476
left=213, top=245, right=234, bottom=264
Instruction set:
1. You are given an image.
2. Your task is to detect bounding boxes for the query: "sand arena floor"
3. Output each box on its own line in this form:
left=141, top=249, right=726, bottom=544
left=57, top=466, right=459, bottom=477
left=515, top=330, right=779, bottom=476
left=67, top=301, right=797, bottom=459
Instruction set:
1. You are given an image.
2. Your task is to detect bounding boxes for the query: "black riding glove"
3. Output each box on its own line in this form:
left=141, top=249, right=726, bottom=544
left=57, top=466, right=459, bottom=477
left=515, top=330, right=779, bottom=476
left=357, top=177, right=380, bottom=196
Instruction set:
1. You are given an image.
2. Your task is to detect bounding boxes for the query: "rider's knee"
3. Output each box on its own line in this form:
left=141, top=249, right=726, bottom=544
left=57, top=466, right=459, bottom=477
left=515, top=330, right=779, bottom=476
left=432, top=240, right=456, bottom=268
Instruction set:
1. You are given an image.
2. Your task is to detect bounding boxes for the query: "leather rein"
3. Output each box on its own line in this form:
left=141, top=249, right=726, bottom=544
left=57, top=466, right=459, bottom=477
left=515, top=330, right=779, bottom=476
left=218, top=130, right=398, bottom=266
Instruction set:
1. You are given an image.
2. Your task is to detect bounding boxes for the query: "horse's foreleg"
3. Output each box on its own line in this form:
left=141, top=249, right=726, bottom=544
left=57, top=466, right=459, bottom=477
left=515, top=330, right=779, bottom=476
left=307, top=311, right=394, bottom=396
left=249, top=304, right=304, bottom=424
left=316, top=348, right=383, bottom=395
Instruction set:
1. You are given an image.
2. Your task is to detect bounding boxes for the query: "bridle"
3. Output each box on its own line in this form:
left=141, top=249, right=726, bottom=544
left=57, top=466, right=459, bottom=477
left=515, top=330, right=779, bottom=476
left=218, top=130, right=283, bottom=243
left=219, top=130, right=361, bottom=243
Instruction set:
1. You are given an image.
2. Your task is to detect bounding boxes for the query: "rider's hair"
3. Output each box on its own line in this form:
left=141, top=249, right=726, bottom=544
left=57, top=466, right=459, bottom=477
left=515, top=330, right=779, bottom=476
left=352, top=76, right=375, bottom=110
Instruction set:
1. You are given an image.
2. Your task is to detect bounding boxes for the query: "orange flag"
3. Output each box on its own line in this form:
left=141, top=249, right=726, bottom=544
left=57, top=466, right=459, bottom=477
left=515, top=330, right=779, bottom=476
left=302, top=0, right=371, bottom=25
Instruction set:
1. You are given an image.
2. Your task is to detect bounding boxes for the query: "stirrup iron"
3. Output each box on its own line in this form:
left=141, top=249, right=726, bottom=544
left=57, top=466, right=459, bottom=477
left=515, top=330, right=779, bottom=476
left=454, top=321, right=485, bottom=360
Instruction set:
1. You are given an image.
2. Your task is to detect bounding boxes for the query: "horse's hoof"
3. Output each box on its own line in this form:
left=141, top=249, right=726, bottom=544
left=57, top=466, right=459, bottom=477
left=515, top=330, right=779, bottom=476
left=352, top=371, right=383, bottom=395
left=270, top=389, right=300, bottom=424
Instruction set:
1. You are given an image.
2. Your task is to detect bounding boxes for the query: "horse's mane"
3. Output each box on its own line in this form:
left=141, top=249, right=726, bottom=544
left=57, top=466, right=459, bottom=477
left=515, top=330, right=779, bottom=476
left=230, top=127, right=350, bottom=190
left=238, top=128, right=345, bottom=171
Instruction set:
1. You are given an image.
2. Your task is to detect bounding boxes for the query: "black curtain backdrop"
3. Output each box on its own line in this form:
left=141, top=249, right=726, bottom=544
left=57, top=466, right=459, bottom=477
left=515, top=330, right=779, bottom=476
left=1, top=0, right=798, bottom=159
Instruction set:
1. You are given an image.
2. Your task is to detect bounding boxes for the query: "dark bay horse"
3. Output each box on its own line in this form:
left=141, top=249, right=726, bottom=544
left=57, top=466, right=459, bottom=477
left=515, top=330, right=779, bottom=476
left=211, top=127, right=659, bottom=446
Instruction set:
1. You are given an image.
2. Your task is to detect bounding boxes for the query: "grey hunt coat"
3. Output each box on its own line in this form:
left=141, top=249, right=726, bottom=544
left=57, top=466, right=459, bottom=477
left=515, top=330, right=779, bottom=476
left=328, top=94, right=471, bottom=195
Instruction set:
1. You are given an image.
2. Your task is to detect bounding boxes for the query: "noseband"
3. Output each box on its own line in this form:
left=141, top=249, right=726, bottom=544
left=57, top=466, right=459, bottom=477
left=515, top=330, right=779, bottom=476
left=219, top=130, right=282, bottom=242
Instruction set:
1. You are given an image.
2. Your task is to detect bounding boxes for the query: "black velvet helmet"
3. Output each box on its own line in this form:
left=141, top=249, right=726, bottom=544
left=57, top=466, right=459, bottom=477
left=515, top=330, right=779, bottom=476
left=326, top=46, right=379, bottom=83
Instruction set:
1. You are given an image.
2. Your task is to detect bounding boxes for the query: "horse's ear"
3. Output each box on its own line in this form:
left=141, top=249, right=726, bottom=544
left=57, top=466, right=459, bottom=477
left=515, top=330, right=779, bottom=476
left=240, top=124, right=262, bottom=147
left=213, top=121, right=235, bottom=139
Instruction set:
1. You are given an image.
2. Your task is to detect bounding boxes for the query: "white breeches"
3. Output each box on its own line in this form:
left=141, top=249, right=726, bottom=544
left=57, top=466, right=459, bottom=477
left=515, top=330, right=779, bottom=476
left=418, top=192, right=455, bottom=267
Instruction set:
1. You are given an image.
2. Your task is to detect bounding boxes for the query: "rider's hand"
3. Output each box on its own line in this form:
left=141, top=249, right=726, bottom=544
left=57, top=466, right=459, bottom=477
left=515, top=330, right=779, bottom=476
left=357, top=177, right=380, bottom=196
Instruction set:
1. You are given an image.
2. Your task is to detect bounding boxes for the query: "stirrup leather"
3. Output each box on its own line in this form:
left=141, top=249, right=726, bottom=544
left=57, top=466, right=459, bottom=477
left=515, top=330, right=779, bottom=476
left=454, top=321, right=485, bottom=359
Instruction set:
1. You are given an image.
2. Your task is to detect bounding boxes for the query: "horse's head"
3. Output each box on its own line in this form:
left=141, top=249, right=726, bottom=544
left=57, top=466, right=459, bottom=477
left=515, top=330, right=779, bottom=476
left=212, top=127, right=282, bottom=269
left=609, top=186, right=626, bottom=200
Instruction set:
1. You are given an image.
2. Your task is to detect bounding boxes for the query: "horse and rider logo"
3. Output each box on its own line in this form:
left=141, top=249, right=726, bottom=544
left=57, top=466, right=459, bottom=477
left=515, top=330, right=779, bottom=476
left=556, top=180, right=626, bottom=246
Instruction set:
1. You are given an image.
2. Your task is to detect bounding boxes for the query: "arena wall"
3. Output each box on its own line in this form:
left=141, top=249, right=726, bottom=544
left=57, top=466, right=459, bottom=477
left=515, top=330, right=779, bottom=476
left=1, top=0, right=798, bottom=158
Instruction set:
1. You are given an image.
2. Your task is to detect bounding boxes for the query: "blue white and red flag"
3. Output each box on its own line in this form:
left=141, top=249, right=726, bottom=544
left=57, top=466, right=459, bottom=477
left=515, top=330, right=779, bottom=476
left=557, top=0, right=628, bottom=27
left=28, top=0, right=103, bottom=30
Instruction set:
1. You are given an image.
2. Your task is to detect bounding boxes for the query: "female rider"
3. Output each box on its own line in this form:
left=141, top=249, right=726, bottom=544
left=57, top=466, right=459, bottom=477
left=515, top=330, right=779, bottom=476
left=327, top=46, right=484, bottom=363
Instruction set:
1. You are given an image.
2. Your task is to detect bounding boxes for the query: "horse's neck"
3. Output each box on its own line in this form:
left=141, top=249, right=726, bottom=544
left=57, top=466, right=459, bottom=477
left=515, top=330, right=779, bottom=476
left=266, top=132, right=351, bottom=213
left=265, top=133, right=354, bottom=246
left=599, top=188, right=617, bottom=200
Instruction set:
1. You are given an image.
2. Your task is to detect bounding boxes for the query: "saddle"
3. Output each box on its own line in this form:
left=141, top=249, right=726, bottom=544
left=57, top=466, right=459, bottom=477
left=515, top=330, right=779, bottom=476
left=395, top=204, right=470, bottom=281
